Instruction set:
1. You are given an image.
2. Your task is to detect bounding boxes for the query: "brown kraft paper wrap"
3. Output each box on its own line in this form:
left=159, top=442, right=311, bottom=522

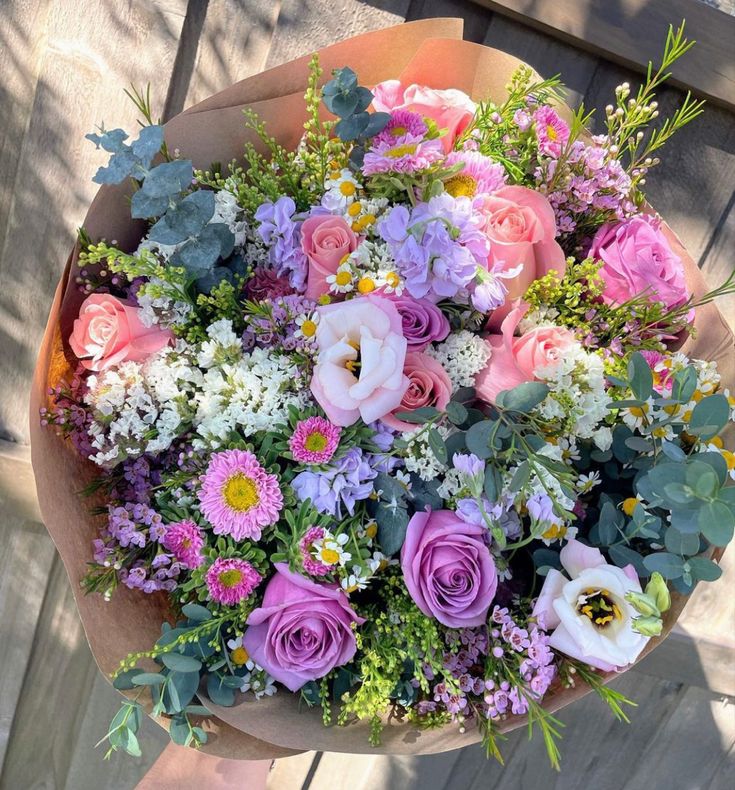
left=29, top=18, right=734, bottom=759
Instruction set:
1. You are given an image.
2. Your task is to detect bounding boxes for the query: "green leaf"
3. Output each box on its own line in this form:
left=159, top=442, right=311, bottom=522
left=643, top=552, right=685, bottom=579
left=427, top=427, right=447, bottom=465
left=483, top=465, right=498, bottom=502
left=120, top=727, right=142, bottom=758
left=663, top=527, right=700, bottom=556
left=628, top=352, right=653, bottom=401
left=160, top=653, right=203, bottom=673
left=465, top=420, right=498, bottom=459
left=169, top=716, right=192, bottom=746
left=375, top=501, right=410, bottom=556
left=163, top=670, right=200, bottom=714
left=206, top=675, right=237, bottom=707
left=609, top=544, right=648, bottom=577
left=182, top=603, right=213, bottom=622
left=445, top=401, right=468, bottom=426
left=131, top=672, right=167, bottom=686
left=699, top=501, right=735, bottom=546
left=393, top=406, right=439, bottom=424
left=501, top=382, right=550, bottom=413
left=672, top=366, right=697, bottom=403
left=686, top=556, right=722, bottom=582
left=509, top=461, right=530, bottom=493
left=688, top=394, right=730, bottom=441
left=112, top=670, right=140, bottom=691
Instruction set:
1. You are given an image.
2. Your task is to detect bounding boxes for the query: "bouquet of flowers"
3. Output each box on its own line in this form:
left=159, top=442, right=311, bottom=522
left=32, top=19, right=735, bottom=766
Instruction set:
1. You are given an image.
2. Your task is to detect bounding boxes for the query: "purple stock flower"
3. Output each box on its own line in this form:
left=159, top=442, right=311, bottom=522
left=254, top=197, right=308, bottom=291
left=377, top=194, right=490, bottom=301
left=453, top=452, right=485, bottom=479
left=291, top=447, right=377, bottom=518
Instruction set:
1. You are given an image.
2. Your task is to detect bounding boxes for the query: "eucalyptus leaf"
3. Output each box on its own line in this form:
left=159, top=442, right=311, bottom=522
left=206, top=674, right=237, bottom=707
left=688, top=394, right=730, bottom=440
left=375, top=501, right=410, bottom=556
left=699, top=501, right=735, bottom=546
left=686, top=556, right=722, bottom=582
left=663, top=526, right=700, bottom=556
left=182, top=603, right=213, bottom=622
left=501, top=382, right=550, bottom=413
left=160, top=653, right=202, bottom=673
left=628, top=352, right=653, bottom=401
left=643, top=552, right=685, bottom=579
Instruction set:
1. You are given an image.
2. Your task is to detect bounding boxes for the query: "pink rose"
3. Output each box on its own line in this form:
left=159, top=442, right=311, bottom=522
left=69, top=293, right=173, bottom=371
left=475, top=307, right=576, bottom=404
left=532, top=540, right=649, bottom=671
left=301, top=214, right=358, bottom=300
left=382, top=352, right=452, bottom=432
left=372, top=80, right=476, bottom=153
left=311, top=294, right=409, bottom=426
left=477, top=186, right=566, bottom=329
left=243, top=563, right=364, bottom=692
left=401, top=509, right=498, bottom=628
left=589, top=215, right=689, bottom=309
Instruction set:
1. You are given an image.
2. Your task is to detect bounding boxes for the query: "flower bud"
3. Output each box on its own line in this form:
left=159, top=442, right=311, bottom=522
left=645, top=572, right=671, bottom=613
left=632, top=615, right=663, bottom=637
left=625, top=590, right=660, bottom=617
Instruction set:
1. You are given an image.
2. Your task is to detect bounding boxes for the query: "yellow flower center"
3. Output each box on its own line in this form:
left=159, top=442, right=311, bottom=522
left=300, top=319, right=317, bottom=337
left=318, top=294, right=332, bottom=305
left=577, top=588, right=622, bottom=629
left=329, top=170, right=341, bottom=180
left=365, top=522, right=378, bottom=539
left=339, top=253, right=352, bottom=265
left=723, top=450, right=735, bottom=471
left=231, top=646, right=249, bottom=665
left=218, top=569, right=244, bottom=588
left=352, top=213, right=377, bottom=232
left=387, top=143, right=417, bottom=158
left=335, top=271, right=352, bottom=287
left=357, top=277, right=376, bottom=294
left=445, top=173, right=478, bottom=198
left=385, top=272, right=400, bottom=288
left=339, top=181, right=356, bottom=196
left=320, top=548, right=340, bottom=565
left=622, top=497, right=639, bottom=517
left=546, top=123, right=558, bottom=141
left=710, top=436, right=724, bottom=449
left=628, top=405, right=648, bottom=418
left=222, top=473, right=260, bottom=513
left=347, top=202, right=362, bottom=217
left=304, top=431, right=329, bottom=453
left=390, top=125, right=407, bottom=137
left=541, top=522, right=567, bottom=540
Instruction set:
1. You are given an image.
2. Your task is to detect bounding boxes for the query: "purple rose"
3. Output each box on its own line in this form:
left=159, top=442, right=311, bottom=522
left=383, top=293, right=450, bottom=352
left=243, top=563, right=364, bottom=691
left=401, top=509, right=498, bottom=628
left=589, top=215, right=689, bottom=310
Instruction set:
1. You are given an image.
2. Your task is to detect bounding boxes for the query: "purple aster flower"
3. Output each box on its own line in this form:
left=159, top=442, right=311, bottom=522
left=254, top=196, right=308, bottom=291
left=377, top=194, right=489, bottom=301
left=291, top=447, right=377, bottom=518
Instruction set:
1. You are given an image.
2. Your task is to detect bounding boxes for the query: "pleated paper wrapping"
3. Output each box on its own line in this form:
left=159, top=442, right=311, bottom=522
left=30, top=18, right=734, bottom=758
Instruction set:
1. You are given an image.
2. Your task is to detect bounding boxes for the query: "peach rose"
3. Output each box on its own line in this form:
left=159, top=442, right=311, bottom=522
left=69, top=293, right=173, bottom=371
left=301, top=214, right=358, bottom=300
left=477, top=186, right=566, bottom=329
left=311, top=294, right=409, bottom=426
left=474, top=306, right=576, bottom=404
left=381, top=352, right=452, bottom=432
left=372, top=80, right=476, bottom=153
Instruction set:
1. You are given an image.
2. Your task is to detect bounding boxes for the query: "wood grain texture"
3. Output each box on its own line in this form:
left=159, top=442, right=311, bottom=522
left=471, top=0, right=735, bottom=109
left=0, top=0, right=189, bottom=444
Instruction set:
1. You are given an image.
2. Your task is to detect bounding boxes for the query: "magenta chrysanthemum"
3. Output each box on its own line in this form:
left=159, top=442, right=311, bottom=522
left=533, top=106, right=570, bottom=158
left=199, top=449, right=283, bottom=541
left=206, top=557, right=261, bottom=606
left=373, top=109, right=428, bottom=145
left=161, top=519, right=205, bottom=569
left=299, top=526, right=331, bottom=576
left=444, top=151, right=507, bottom=198
left=363, top=110, right=443, bottom=176
left=289, top=416, right=341, bottom=464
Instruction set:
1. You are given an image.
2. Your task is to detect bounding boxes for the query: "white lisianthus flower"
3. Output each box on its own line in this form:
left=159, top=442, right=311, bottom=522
left=532, top=539, right=650, bottom=671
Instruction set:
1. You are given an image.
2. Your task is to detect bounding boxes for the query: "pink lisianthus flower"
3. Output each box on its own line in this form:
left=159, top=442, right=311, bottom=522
left=474, top=306, right=576, bottom=404
left=382, top=352, right=452, bottom=432
left=475, top=186, right=567, bottom=329
left=372, top=80, right=477, bottom=153
left=532, top=539, right=650, bottom=671
left=589, top=215, right=689, bottom=310
left=243, top=563, right=364, bottom=691
left=310, top=294, right=409, bottom=426
left=69, top=293, right=173, bottom=371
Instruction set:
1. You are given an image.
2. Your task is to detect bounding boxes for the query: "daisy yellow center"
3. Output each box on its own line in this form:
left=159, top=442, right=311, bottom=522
left=387, top=143, right=417, bottom=158
left=445, top=173, right=477, bottom=198
left=304, top=431, right=329, bottom=453
left=357, top=277, right=376, bottom=294
left=301, top=319, right=317, bottom=337
left=628, top=405, right=648, bottom=418
left=385, top=272, right=400, bottom=287
left=335, top=271, right=352, bottom=286
left=577, top=588, right=622, bottom=629
left=231, top=646, right=249, bottom=665
left=710, top=436, right=724, bottom=448
left=223, top=473, right=260, bottom=513
left=339, top=253, right=352, bottom=265
left=340, top=181, right=356, bottom=196
left=218, top=569, right=244, bottom=588
left=347, top=202, right=362, bottom=217
left=318, top=294, right=332, bottom=305
left=366, top=522, right=378, bottom=539
left=390, top=125, right=407, bottom=136
left=622, top=497, right=639, bottom=517
left=723, top=450, right=735, bottom=471
left=546, top=123, right=558, bottom=141
left=320, top=548, right=340, bottom=564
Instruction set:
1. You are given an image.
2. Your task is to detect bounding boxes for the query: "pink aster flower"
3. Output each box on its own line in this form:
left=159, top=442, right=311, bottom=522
left=299, top=526, right=331, bottom=577
left=373, top=109, right=429, bottom=145
left=289, top=416, right=341, bottom=465
left=161, top=520, right=205, bottom=569
left=533, top=106, right=570, bottom=158
left=199, top=449, right=283, bottom=541
left=443, top=151, right=507, bottom=198
left=206, top=557, right=261, bottom=606
left=363, top=110, right=443, bottom=176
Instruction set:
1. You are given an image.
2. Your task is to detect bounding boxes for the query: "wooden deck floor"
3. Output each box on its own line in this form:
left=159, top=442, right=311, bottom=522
left=1, top=1, right=734, bottom=788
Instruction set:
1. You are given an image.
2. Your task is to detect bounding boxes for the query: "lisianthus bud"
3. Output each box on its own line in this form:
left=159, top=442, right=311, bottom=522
left=632, top=615, right=663, bottom=637
left=624, top=590, right=660, bottom=617
left=645, top=572, right=671, bottom=613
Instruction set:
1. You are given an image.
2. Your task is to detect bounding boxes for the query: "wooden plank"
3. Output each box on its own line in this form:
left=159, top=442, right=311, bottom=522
left=268, top=750, right=320, bottom=789
left=700, top=190, right=735, bottom=328
left=264, top=0, right=412, bottom=69
left=0, top=0, right=189, bottom=444
left=481, top=12, right=600, bottom=109
left=0, top=554, right=98, bottom=788
left=405, top=0, right=492, bottom=44
left=0, top=438, right=41, bottom=523
left=471, top=0, right=735, bottom=110
left=0, top=514, right=56, bottom=773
